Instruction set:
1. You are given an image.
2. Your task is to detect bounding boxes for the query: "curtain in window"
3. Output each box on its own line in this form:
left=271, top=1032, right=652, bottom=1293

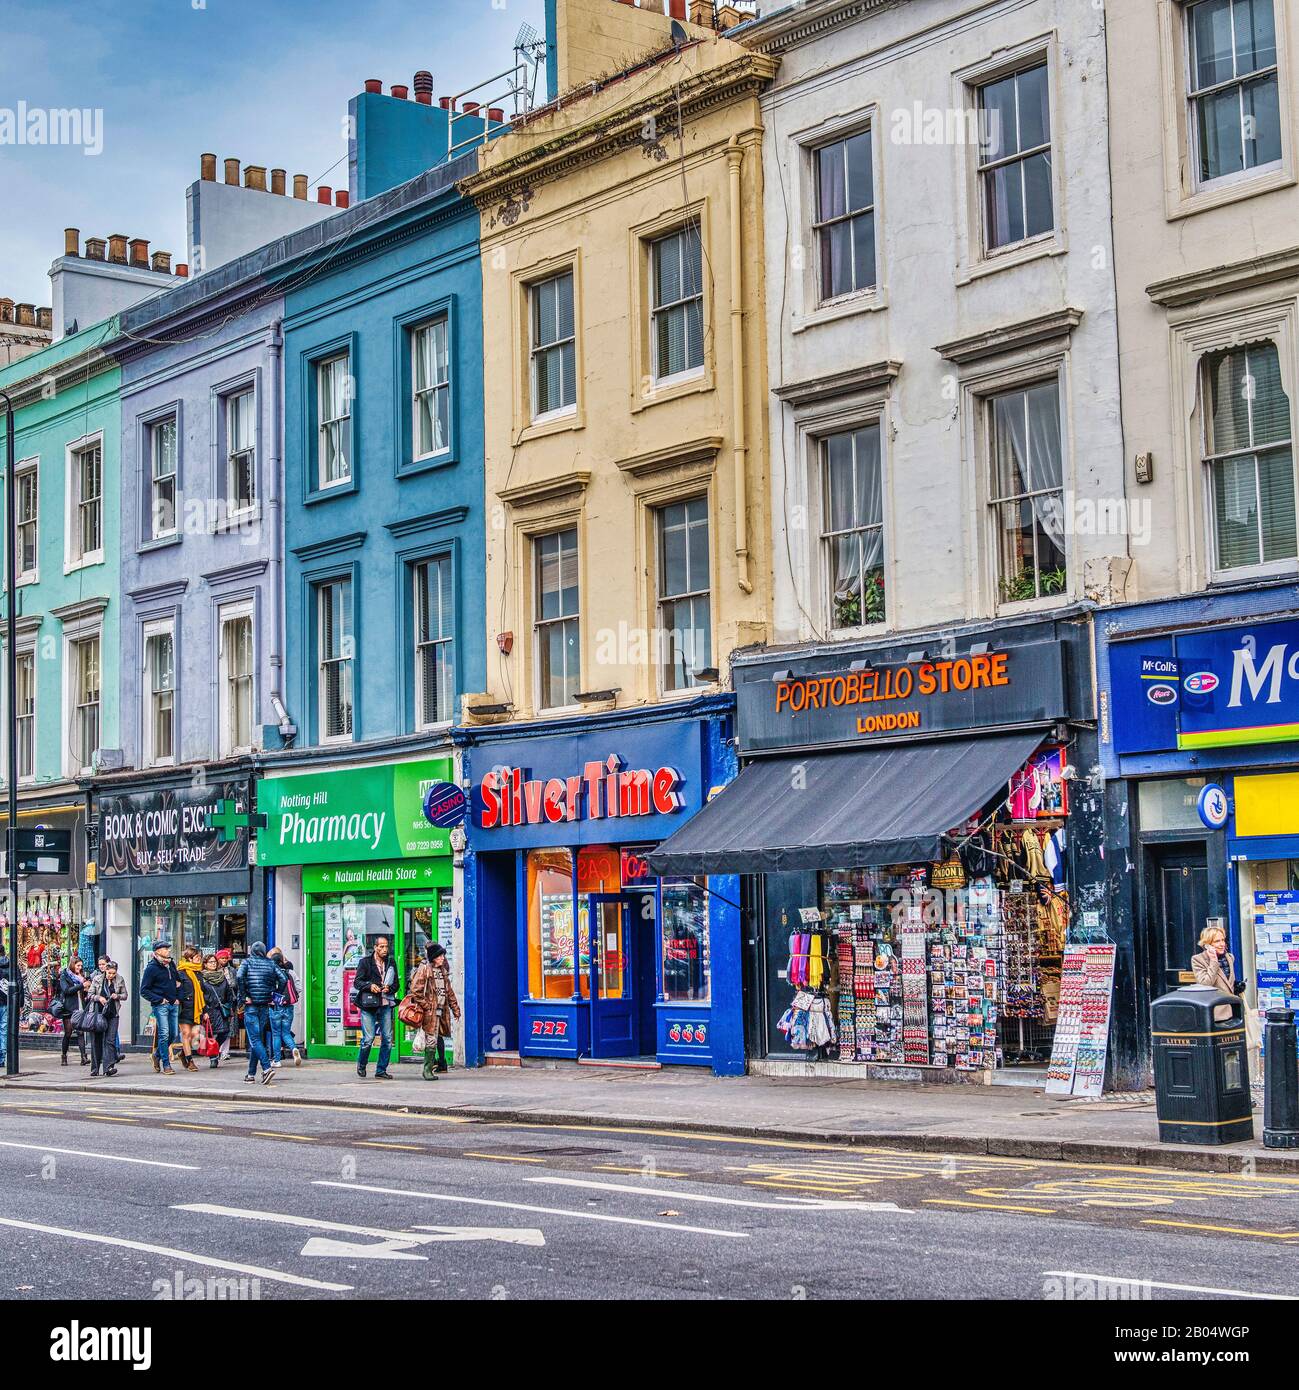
left=999, top=383, right=1065, bottom=548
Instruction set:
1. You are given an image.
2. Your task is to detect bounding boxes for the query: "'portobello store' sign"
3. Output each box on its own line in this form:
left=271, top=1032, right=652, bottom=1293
left=257, top=758, right=454, bottom=867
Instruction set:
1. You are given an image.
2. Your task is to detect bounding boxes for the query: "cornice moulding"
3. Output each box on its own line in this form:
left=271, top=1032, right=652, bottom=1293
left=1146, top=246, right=1299, bottom=308
left=934, top=308, right=1083, bottom=365
left=615, top=435, right=724, bottom=478
left=497, top=470, right=592, bottom=509
left=773, top=360, right=902, bottom=406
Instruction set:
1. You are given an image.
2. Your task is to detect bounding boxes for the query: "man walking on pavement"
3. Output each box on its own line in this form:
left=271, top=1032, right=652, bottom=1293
left=353, top=935, right=398, bottom=1080
left=0, top=940, right=23, bottom=1071
left=236, top=942, right=285, bottom=1086
left=139, top=941, right=182, bottom=1075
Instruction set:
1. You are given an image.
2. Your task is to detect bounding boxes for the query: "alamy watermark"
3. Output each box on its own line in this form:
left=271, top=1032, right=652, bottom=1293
left=0, top=102, right=103, bottom=156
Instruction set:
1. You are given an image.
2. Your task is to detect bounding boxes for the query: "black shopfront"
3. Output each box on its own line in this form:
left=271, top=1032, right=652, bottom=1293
left=651, top=614, right=1139, bottom=1089
left=92, top=770, right=262, bottom=1041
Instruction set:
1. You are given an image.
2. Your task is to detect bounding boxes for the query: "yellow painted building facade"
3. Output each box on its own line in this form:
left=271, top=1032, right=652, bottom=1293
left=460, top=0, right=775, bottom=723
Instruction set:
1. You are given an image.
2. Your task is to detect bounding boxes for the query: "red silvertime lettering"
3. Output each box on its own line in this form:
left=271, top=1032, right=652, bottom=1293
left=477, top=756, right=682, bottom=829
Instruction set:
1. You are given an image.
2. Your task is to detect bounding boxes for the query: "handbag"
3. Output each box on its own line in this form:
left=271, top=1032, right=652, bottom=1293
left=199, top=1017, right=220, bottom=1057
left=397, top=996, right=424, bottom=1027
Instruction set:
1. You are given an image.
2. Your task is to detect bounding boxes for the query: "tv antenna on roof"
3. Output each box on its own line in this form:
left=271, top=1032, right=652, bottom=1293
left=513, top=22, right=549, bottom=112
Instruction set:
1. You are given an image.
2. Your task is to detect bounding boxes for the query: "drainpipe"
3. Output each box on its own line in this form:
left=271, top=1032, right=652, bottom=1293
left=268, top=319, right=291, bottom=739
left=726, top=134, right=752, bottom=595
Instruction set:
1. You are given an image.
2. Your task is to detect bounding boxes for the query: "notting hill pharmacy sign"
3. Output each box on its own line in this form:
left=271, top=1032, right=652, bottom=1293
left=256, top=759, right=454, bottom=867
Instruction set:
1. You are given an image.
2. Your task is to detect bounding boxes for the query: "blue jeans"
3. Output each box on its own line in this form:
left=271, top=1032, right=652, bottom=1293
left=243, top=1003, right=273, bottom=1077
left=270, top=1003, right=295, bottom=1060
left=359, top=1006, right=394, bottom=1073
left=0, top=1003, right=6, bottom=1068
left=152, top=1002, right=179, bottom=1070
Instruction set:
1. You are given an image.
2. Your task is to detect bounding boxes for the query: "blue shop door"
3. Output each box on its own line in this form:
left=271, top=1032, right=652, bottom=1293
left=586, top=895, right=637, bottom=1058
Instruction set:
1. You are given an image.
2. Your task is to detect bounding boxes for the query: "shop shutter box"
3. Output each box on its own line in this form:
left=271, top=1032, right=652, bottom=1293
left=1151, top=986, right=1253, bottom=1145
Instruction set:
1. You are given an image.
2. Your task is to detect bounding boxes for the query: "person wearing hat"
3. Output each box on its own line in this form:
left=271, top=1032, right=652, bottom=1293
left=139, top=941, right=182, bottom=1075
left=215, top=948, right=240, bottom=1060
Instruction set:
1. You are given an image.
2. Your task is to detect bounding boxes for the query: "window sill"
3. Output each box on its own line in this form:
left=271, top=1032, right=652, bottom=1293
left=995, top=591, right=1070, bottom=618
left=414, top=720, right=454, bottom=736
left=1207, top=560, right=1298, bottom=588
left=793, top=291, right=887, bottom=334
left=16, top=571, right=38, bottom=587
left=957, top=232, right=1065, bottom=286
left=214, top=504, right=262, bottom=534
left=827, top=620, right=890, bottom=641
left=656, top=680, right=723, bottom=703
left=632, top=368, right=711, bottom=414
left=318, top=734, right=355, bottom=748
left=398, top=449, right=459, bottom=480
left=1169, top=165, right=1293, bottom=222
left=520, top=409, right=582, bottom=443
left=139, top=534, right=182, bottom=554
left=305, top=477, right=358, bottom=505
left=64, top=552, right=104, bottom=575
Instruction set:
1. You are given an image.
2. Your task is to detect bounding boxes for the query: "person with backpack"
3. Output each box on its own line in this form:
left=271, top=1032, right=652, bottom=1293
left=267, top=947, right=302, bottom=1067
left=57, top=956, right=90, bottom=1067
left=139, top=941, right=182, bottom=1076
left=353, top=936, right=398, bottom=1080
left=235, top=942, right=285, bottom=1086
left=88, top=960, right=127, bottom=1077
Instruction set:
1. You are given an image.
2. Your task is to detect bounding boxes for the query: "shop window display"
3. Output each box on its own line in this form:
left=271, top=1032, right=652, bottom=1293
left=134, top=895, right=248, bottom=1036
left=528, top=848, right=581, bottom=1000
left=778, top=746, right=1071, bottom=1071
left=5, top=892, right=86, bottom=1035
left=661, top=877, right=710, bottom=1002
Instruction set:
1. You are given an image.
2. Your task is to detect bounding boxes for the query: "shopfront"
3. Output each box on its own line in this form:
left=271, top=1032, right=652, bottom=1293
left=1, top=800, right=92, bottom=1037
left=257, top=758, right=456, bottom=1063
left=94, top=774, right=257, bottom=1042
left=651, top=617, right=1116, bottom=1085
left=464, top=698, right=742, bottom=1074
left=1100, top=588, right=1299, bottom=1072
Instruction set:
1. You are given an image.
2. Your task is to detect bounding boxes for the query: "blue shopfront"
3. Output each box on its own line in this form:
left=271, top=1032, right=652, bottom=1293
left=462, top=697, right=743, bottom=1074
left=1099, top=582, right=1299, bottom=1074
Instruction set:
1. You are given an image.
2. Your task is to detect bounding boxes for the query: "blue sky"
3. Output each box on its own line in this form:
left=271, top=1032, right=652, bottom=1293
left=0, top=0, right=545, bottom=304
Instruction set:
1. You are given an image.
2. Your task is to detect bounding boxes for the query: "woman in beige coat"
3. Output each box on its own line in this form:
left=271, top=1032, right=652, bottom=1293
left=1191, top=925, right=1262, bottom=1088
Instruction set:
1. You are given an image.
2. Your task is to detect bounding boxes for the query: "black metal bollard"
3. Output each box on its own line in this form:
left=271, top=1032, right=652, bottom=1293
left=1264, top=1009, right=1299, bottom=1150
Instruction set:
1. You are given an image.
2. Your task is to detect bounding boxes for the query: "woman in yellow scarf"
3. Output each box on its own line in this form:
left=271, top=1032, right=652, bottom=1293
left=175, top=946, right=207, bottom=1072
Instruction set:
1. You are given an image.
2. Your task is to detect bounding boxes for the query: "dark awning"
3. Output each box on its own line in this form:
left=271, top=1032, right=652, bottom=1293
left=647, top=731, right=1044, bottom=876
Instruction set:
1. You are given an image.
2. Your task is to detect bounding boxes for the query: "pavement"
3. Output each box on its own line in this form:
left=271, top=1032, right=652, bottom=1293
left=4, top=1050, right=1296, bottom=1174
left=0, top=1087, right=1297, bottom=1302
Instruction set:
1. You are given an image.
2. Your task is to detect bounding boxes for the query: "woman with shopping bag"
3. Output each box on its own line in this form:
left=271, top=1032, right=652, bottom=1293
left=401, top=943, right=460, bottom=1080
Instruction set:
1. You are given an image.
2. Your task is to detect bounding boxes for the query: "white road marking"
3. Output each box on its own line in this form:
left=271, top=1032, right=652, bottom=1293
left=314, top=1179, right=749, bottom=1239
left=0, top=1139, right=198, bottom=1171
left=0, top=1214, right=351, bottom=1292
left=300, top=1237, right=429, bottom=1261
left=175, top=1203, right=545, bottom=1252
left=1043, top=1270, right=1296, bottom=1302
left=526, top=1175, right=911, bottom=1213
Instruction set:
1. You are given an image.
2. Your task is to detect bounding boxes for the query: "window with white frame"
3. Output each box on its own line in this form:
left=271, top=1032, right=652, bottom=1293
left=813, top=130, right=875, bottom=302
left=15, top=463, right=37, bottom=580
left=530, top=273, right=576, bottom=419
left=413, top=555, right=454, bottom=728
left=69, top=633, right=100, bottom=772
left=412, top=319, right=451, bottom=458
left=219, top=607, right=255, bottom=755
left=821, top=425, right=887, bottom=629
left=318, top=579, right=354, bottom=741
left=226, top=390, right=255, bottom=513
left=976, top=61, right=1053, bottom=252
left=534, top=528, right=579, bottom=709
left=15, top=650, right=35, bottom=782
left=147, top=416, right=177, bottom=539
left=143, top=623, right=175, bottom=766
left=651, top=225, right=704, bottom=381
left=1187, top=0, right=1281, bottom=186
left=987, top=379, right=1068, bottom=603
left=656, top=498, right=712, bottom=691
left=1202, top=341, right=1295, bottom=573
left=317, top=354, right=352, bottom=488
left=68, top=440, right=103, bottom=565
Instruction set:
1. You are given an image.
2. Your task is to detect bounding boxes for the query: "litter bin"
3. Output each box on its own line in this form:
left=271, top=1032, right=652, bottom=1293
left=1152, top=985, right=1254, bottom=1145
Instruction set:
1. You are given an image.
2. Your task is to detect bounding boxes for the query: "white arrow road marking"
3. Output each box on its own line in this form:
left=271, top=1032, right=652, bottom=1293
left=175, top=1203, right=545, bottom=1256
left=0, top=1139, right=199, bottom=1170
left=314, top=1179, right=749, bottom=1239
left=525, top=1176, right=912, bottom=1213
left=1042, top=1271, right=1296, bottom=1302
left=300, top=1237, right=430, bottom=1261
left=0, top=1215, right=350, bottom=1292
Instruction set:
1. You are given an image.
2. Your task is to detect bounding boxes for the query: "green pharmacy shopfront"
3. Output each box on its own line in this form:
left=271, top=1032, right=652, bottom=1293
left=257, top=758, right=457, bottom=1062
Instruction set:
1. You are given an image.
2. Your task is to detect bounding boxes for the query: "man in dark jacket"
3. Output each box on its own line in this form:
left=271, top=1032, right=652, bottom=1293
left=353, top=937, right=398, bottom=1080
left=0, top=949, right=23, bottom=1070
left=139, top=943, right=181, bottom=1075
left=235, top=943, right=285, bottom=1086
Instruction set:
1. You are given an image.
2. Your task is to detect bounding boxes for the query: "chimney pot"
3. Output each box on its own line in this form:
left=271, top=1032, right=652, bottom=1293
left=488, top=107, right=505, bottom=123
left=64, top=227, right=80, bottom=257
left=293, top=174, right=308, bottom=200
left=175, top=263, right=190, bottom=278
left=0, top=300, right=13, bottom=323
left=107, top=234, right=128, bottom=265
left=224, top=157, right=240, bottom=185
left=15, top=304, right=36, bottom=327
left=201, top=152, right=218, bottom=181
left=415, top=90, right=432, bottom=105
left=245, top=164, right=267, bottom=191
left=463, top=101, right=481, bottom=115
left=151, top=250, right=172, bottom=274
left=270, top=168, right=286, bottom=195
left=37, top=307, right=52, bottom=331
left=364, top=78, right=383, bottom=94
left=413, top=70, right=433, bottom=104
left=439, top=96, right=456, bottom=111
left=391, top=84, right=409, bottom=99
left=84, top=237, right=106, bottom=261
left=128, top=238, right=150, bottom=267
left=335, top=190, right=350, bottom=209
left=317, top=185, right=333, bottom=204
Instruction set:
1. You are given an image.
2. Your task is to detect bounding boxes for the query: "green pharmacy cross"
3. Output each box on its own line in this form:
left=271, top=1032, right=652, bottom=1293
left=207, top=800, right=268, bottom=844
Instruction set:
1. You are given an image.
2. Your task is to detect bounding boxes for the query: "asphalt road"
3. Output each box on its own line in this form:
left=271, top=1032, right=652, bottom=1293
left=0, top=1088, right=1297, bottom=1301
